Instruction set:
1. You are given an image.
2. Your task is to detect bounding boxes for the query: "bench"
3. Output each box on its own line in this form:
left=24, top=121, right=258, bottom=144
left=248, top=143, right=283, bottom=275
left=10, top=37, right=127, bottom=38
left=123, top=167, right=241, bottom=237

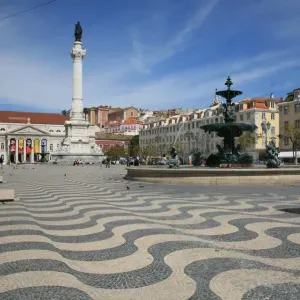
left=0, top=189, right=14, bottom=202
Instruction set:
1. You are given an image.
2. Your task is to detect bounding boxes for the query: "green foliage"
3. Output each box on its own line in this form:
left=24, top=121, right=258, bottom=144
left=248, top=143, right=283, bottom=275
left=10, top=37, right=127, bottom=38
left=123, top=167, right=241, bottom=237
left=61, top=110, right=68, bottom=116
left=237, top=132, right=257, bottom=150
left=190, top=148, right=203, bottom=166
left=280, top=124, right=300, bottom=149
left=237, top=153, right=254, bottom=164
left=129, top=135, right=139, bottom=157
left=105, top=145, right=126, bottom=159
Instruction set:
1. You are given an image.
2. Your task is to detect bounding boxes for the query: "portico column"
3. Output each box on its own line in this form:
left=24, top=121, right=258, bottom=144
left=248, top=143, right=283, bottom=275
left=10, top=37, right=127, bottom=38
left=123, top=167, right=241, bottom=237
left=31, top=140, right=34, bottom=163
left=23, top=140, right=26, bottom=163
left=15, top=139, right=18, bottom=164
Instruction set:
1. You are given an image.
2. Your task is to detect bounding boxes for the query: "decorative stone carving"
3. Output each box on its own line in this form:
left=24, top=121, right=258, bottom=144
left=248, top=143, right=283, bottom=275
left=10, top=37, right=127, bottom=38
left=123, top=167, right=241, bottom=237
left=70, top=48, right=86, bottom=60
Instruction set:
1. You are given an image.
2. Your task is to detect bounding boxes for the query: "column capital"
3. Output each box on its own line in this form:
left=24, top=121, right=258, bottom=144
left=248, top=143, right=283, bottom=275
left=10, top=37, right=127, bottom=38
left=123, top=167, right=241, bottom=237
left=70, top=48, right=86, bottom=60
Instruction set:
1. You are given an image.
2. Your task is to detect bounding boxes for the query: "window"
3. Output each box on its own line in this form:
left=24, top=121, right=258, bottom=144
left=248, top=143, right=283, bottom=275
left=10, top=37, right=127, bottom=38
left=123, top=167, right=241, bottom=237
left=295, top=120, right=300, bottom=129
left=50, top=144, right=53, bottom=151
left=247, top=113, right=251, bottom=120
left=295, top=104, right=300, bottom=113
left=284, top=106, right=289, bottom=115
left=0, top=128, right=5, bottom=131
left=56, top=130, right=61, bottom=132
left=192, top=122, right=195, bottom=129
left=240, top=114, right=244, bottom=121
left=239, top=104, right=243, bottom=110
left=131, top=112, right=133, bottom=117
left=262, top=112, right=266, bottom=120
left=49, top=129, right=54, bottom=132
left=284, top=121, right=289, bottom=128
left=284, top=137, right=289, bottom=146
left=0, top=143, right=4, bottom=150
left=57, top=144, right=60, bottom=149
left=271, top=102, right=275, bottom=108
left=271, top=126, right=275, bottom=136
left=271, top=113, right=275, bottom=120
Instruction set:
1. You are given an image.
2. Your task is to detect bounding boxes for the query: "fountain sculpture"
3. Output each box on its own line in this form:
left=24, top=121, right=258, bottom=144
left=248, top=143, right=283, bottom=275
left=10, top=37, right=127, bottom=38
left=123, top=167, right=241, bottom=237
left=201, top=76, right=257, bottom=167
left=266, top=139, right=281, bottom=168
left=169, top=146, right=180, bottom=168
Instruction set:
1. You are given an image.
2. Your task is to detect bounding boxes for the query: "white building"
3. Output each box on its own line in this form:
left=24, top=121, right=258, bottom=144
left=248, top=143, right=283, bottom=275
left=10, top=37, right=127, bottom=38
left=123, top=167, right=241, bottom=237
left=0, top=111, right=99, bottom=164
left=139, top=98, right=224, bottom=161
left=106, top=117, right=142, bottom=136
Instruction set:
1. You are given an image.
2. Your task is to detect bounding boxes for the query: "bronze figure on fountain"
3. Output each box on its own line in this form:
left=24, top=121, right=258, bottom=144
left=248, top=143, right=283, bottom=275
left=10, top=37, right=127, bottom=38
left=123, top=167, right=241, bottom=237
left=169, top=146, right=180, bottom=168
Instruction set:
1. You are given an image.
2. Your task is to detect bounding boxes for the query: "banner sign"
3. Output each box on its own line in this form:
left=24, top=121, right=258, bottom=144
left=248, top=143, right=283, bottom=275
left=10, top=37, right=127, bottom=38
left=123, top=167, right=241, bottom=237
left=34, top=139, right=40, bottom=153
left=26, top=139, right=32, bottom=153
left=18, top=139, right=24, bottom=154
left=41, top=139, right=47, bottom=152
left=10, top=139, right=16, bottom=152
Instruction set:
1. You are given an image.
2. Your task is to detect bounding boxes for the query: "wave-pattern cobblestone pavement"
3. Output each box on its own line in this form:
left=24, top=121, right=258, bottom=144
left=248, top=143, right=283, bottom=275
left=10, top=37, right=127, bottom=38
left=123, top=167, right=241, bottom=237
left=1, top=164, right=300, bottom=299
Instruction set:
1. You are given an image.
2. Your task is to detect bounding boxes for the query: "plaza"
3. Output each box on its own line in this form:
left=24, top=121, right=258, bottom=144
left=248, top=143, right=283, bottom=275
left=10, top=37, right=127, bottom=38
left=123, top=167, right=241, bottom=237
left=1, top=165, right=300, bottom=299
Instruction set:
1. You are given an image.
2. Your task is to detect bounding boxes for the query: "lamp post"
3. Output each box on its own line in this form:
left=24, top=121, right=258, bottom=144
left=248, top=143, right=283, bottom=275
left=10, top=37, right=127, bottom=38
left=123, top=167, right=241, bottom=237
left=194, top=134, right=200, bottom=151
left=261, top=121, right=271, bottom=148
left=155, top=135, right=162, bottom=156
left=184, top=130, right=195, bottom=163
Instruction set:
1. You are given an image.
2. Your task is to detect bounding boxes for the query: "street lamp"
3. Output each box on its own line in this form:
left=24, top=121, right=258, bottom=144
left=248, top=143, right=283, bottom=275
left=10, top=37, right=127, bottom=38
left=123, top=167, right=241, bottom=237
left=261, top=121, right=271, bottom=148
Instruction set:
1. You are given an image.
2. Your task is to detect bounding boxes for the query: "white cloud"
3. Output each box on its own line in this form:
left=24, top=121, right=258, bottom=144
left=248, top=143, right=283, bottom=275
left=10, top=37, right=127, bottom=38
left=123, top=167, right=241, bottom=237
left=129, top=0, right=219, bottom=73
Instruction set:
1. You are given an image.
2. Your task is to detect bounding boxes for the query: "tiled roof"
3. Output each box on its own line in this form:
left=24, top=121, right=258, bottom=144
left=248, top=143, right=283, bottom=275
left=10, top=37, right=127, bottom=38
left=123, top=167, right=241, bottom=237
left=0, top=111, right=69, bottom=125
left=121, top=117, right=140, bottom=125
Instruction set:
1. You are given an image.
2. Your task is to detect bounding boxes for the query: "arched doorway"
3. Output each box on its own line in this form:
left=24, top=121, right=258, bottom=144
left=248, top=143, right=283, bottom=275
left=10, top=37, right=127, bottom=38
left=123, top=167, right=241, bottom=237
left=9, top=139, right=16, bottom=163
left=26, top=139, right=32, bottom=162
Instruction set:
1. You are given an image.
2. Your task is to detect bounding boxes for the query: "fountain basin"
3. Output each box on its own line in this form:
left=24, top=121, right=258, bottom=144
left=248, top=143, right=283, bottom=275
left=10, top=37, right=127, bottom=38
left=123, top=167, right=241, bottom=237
left=201, top=122, right=257, bottom=138
left=125, top=167, right=300, bottom=186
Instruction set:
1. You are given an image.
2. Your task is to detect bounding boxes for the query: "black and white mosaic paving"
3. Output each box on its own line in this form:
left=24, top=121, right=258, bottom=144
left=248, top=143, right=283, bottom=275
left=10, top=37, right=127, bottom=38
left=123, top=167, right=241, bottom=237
left=1, top=164, right=300, bottom=299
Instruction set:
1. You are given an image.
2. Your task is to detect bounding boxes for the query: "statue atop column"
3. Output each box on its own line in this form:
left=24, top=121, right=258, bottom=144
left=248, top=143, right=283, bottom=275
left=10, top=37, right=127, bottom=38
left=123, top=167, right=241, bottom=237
left=74, top=21, right=83, bottom=42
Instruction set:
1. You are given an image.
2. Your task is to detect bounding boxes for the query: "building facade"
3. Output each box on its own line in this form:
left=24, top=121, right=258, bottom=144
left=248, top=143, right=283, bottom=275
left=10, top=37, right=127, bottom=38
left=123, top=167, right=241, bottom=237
left=0, top=111, right=100, bottom=164
left=139, top=99, right=224, bottom=161
left=235, top=95, right=280, bottom=159
left=106, top=117, right=142, bottom=136
left=108, top=106, right=139, bottom=123
left=83, top=105, right=110, bottom=128
left=139, top=94, right=280, bottom=161
left=95, top=133, right=131, bottom=154
left=277, top=88, right=300, bottom=152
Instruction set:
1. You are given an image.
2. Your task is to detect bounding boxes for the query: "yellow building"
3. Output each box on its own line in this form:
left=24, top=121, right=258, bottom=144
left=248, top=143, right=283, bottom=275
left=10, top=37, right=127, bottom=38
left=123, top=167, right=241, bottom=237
left=277, top=88, right=300, bottom=155
left=235, top=94, right=280, bottom=159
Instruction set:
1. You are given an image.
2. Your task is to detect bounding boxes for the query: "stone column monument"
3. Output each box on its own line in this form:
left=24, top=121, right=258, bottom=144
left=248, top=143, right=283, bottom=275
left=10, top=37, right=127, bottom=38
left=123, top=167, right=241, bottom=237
left=51, top=22, right=104, bottom=163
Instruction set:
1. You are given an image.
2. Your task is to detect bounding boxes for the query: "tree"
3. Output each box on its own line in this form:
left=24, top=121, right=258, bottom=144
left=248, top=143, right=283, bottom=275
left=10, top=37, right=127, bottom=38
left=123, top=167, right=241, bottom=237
left=105, top=145, right=126, bottom=159
left=237, top=132, right=257, bottom=151
left=279, top=124, right=300, bottom=164
left=61, top=110, right=68, bottom=116
left=129, top=135, right=139, bottom=157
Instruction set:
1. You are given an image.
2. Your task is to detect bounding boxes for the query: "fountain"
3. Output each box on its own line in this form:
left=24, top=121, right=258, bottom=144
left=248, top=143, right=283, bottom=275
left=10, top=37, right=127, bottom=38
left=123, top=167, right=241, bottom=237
left=201, top=76, right=257, bottom=167
left=125, top=77, right=300, bottom=185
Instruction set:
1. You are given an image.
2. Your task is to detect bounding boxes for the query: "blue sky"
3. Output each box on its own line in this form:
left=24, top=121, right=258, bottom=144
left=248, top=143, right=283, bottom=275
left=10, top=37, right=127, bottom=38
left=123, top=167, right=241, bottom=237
left=0, top=0, right=299, bottom=113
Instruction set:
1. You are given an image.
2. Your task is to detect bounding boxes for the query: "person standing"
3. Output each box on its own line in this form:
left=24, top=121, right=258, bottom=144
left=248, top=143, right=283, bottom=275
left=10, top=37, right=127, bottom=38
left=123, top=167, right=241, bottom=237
left=106, top=157, right=111, bottom=168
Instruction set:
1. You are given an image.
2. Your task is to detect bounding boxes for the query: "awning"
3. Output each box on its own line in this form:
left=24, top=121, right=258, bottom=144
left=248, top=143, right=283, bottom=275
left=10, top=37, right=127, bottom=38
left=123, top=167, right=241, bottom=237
left=279, top=151, right=294, bottom=158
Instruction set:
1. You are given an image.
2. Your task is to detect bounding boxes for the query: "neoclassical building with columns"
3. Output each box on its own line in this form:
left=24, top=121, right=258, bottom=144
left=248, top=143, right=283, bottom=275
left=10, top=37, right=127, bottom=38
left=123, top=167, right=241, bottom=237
left=0, top=111, right=71, bottom=164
